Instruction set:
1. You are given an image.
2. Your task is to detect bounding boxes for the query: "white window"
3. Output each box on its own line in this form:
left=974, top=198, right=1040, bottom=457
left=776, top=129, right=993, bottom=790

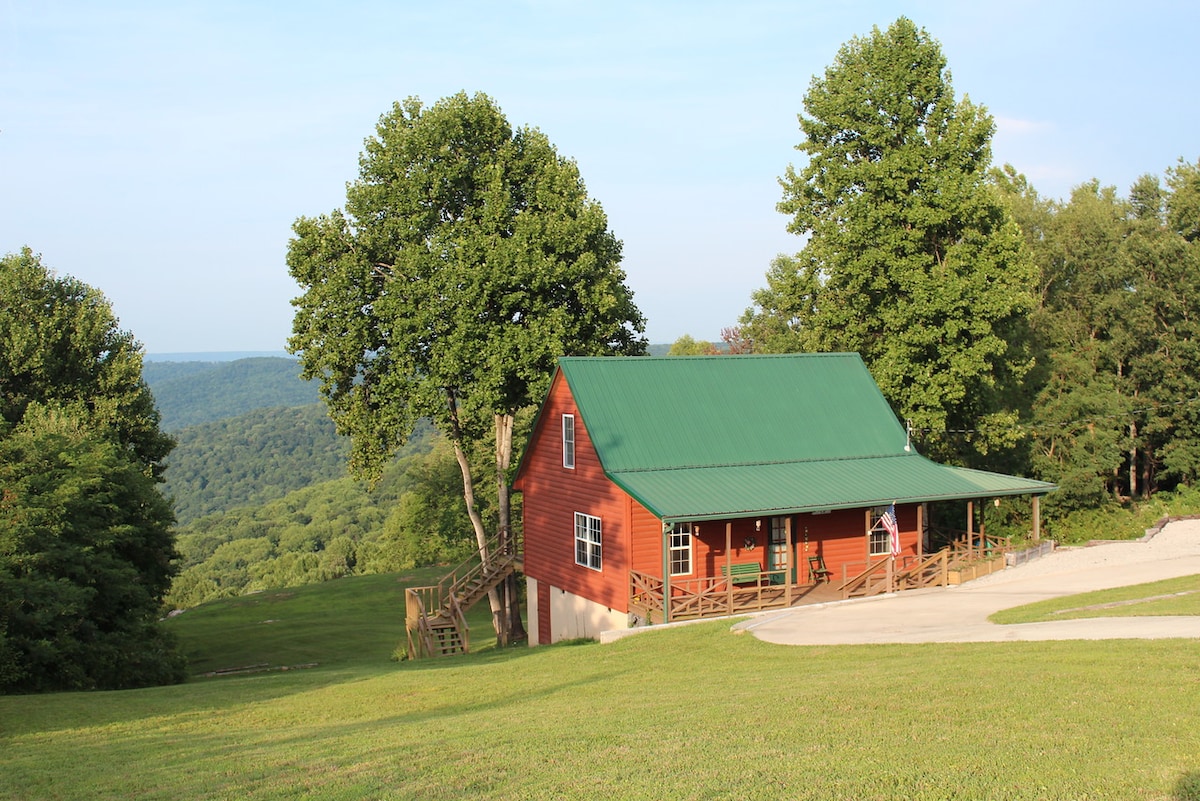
left=669, top=522, right=693, bottom=576
left=562, top=414, right=575, bottom=469
left=868, top=506, right=896, bottom=556
left=574, top=512, right=601, bottom=570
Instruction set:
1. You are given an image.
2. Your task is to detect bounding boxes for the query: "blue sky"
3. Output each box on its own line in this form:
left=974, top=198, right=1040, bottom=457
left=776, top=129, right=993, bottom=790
left=3, top=1, right=1197, bottom=354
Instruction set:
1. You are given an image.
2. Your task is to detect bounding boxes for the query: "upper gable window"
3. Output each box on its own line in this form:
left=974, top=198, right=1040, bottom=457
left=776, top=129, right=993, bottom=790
left=562, top=414, right=575, bottom=469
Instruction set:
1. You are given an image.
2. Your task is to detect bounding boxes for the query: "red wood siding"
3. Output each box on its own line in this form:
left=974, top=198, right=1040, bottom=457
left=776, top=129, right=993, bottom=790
left=795, top=506, right=920, bottom=584
left=630, top=502, right=662, bottom=574
left=516, top=373, right=632, bottom=613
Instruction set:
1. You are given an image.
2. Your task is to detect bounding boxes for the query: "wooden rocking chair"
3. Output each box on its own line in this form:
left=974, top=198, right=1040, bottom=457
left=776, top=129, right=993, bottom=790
left=807, top=554, right=832, bottom=584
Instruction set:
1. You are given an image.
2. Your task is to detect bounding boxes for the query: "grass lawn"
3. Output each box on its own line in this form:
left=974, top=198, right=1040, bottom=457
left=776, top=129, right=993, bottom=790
left=990, top=574, right=1200, bottom=625
left=3, top=573, right=1200, bottom=800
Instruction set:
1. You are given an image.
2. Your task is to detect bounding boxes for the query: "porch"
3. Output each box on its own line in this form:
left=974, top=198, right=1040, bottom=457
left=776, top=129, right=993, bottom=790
left=629, top=533, right=1010, bottom=625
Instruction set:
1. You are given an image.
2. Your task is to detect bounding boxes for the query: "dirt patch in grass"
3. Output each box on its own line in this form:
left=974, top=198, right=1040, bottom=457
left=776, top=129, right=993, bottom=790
left=1051, top=589, right=1198, bottom=615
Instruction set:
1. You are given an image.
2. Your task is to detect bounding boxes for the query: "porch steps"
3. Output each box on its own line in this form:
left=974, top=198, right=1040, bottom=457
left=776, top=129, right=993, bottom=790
left=445, top=552, right=519, bottom=614
left=404, top=533, right=521, bottom=660
left=423, top=617, right=468, bottom=657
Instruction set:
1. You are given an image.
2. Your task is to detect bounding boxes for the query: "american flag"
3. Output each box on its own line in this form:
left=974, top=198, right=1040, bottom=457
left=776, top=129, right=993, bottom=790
left=882, top=504, right=900, bottom=556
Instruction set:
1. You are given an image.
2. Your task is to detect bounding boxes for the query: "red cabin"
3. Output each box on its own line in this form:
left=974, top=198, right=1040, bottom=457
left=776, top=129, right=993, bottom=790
left=513, top=354, right=1054, bottom=645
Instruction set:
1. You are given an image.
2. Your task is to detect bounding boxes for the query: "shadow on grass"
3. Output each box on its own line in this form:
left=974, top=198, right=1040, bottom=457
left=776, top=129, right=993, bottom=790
left=1177, top=771, right=1200, bottom=801
left=395, top=636, right=596, bottom=672
left=0, top=664, right=378, bottom=737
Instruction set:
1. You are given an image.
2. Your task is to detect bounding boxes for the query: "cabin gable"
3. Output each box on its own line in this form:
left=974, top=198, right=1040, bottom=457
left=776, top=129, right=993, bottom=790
left=517, top=371, right=633, bottom=636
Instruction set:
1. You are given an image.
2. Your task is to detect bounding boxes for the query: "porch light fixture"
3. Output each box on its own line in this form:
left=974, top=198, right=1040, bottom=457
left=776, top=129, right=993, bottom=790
left=755, top=519, right=761, bottom=531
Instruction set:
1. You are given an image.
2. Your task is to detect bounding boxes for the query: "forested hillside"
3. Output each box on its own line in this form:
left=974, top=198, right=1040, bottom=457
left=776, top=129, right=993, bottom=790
left=144, top=357, right=320, bottom=430
left=140, top=355, right=495, bottom=610
left=164, top=424, right=484, bottom=610
left=164, top=404, right=349, bottom=524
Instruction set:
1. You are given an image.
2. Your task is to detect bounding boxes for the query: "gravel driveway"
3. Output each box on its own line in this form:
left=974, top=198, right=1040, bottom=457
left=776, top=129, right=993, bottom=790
left=737, top=519, right=1200, bottom=645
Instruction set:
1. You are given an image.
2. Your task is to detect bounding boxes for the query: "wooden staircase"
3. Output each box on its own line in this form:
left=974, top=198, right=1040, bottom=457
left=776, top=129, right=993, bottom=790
left=405, top=532, right=521, bottom=660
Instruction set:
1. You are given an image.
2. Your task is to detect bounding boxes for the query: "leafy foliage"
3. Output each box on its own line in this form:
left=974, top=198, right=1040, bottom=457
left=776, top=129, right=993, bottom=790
left=287, top=91, right=646, bottom=479
left=0, top=249, right=184, bottom=692
left=998, top=161, right=1200, bottom=511
left=667, top=334, right=718, bottom=355
left=164, top=403, right=351, bottom=524
left=742, top=18, right=1036, bottom=466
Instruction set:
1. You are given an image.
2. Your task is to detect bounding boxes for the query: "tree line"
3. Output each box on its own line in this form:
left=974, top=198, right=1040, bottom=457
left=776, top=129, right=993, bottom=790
left=1, top=249, right=185, bottom=692
left=718, top=18, right=1200, bottom=526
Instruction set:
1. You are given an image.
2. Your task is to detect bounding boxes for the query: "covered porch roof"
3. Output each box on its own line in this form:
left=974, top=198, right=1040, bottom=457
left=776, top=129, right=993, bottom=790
left=609, top=452, right=1055, bottom=523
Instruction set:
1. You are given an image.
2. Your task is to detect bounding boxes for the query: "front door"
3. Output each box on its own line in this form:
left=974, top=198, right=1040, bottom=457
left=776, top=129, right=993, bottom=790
left=767, top=517, right=792, bottom=584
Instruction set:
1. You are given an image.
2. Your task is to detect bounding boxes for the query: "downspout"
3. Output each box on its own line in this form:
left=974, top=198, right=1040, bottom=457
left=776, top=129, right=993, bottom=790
left=725, top=522, right=734, bottom=613
left=967, top=500, right=975, bottom=558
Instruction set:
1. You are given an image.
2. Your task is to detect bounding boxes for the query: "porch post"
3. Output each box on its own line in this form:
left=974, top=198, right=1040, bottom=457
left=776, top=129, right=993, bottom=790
left=980, top=499, right=987, bottom=549
left=916, top=503, right=924, bottom=560
left=785, top=516, right=793, bottom=607
left=662, top=525, right=671, bottom=624
left=1032, top=495, right=1042, bottom=541
left=967, top=500, right=975, bottom=558
left=725, top=522, right=734, bottom=613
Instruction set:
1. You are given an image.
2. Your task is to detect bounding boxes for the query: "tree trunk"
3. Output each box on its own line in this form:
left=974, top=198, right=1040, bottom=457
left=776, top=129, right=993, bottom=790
left=445, top=391, right=508, bottom=646
left=495, top=413, right=527, bottom=643
left=1129, top=419, right=1138, bottom=498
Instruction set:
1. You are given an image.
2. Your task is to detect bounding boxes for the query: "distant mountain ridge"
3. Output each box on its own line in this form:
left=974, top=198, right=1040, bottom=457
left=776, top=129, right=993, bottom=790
left=144, top=357, right=320, bottom=430
left=145, top=351, right=293, bottom=362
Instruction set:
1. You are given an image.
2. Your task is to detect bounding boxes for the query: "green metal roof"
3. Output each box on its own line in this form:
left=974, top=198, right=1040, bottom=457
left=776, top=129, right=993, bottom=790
left=551, top=353, right=1055, bottom=522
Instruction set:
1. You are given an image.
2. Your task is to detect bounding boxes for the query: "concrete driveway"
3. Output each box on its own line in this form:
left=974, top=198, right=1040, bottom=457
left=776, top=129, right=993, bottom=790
left=736, top=520, right=1200, bottom=645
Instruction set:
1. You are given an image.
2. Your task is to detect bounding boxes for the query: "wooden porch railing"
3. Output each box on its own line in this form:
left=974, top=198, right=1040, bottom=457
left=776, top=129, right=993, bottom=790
left=628, top=544, right=1007, bottom=627
left=894, top=549, right=950, bottom=591
left=629, top=568, right=808, bottom=624
left=950, top=532, right=1011, bottom=558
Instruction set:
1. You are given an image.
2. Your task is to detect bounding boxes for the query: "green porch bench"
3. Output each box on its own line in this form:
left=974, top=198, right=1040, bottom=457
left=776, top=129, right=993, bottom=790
left=722, top=562, right=763, bottom=585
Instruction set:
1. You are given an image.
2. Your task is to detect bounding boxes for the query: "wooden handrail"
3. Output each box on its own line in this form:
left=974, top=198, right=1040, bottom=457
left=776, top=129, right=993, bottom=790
left=894, top=549, right=950, bottom=590
left=835, top=555, right=892, bottom=599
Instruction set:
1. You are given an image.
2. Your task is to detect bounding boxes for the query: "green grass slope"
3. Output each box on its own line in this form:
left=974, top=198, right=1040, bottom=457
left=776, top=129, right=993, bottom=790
left=167, top=568, right=495, bottom=674
left=990, top=573, right=1200, bottom=624
left=3, top=574, right=1200, bottom=800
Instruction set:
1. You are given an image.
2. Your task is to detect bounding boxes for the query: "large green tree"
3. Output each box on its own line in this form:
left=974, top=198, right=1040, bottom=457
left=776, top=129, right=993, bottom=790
left=997, top=161, right=1200, bottom=511
left=0, top=248, right=183, bottom=692
left=288, top=93, right=646, bottom=644
left=742, top=18, right=1037, bottom=466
